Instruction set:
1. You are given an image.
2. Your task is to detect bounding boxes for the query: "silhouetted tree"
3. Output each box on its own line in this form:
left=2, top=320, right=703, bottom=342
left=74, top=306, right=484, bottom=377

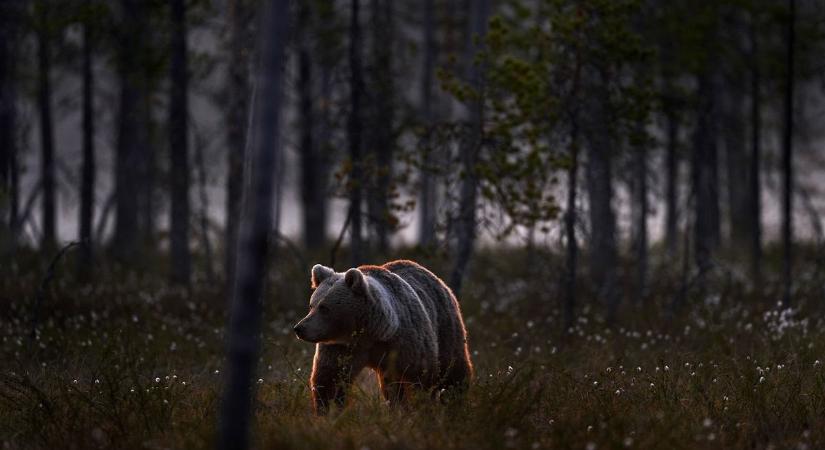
left=297, top=0, right=327, bottom=251
left=748, top=5, right=763, bottom=283
left=564, top=47, right=582, bottom=329
left=348, top=0, right=365, bottom=266
left=417, top=0, right=437, bottom=248
left=78, top=0, right=97, bottom=280
left=722, top=59, right=749, bottom=248
left=632, top=111, right=649, bottom=305
left=224, top=0, right=252, bottom=281
left=781, top=0, right=795, bottom=306
left=113, top=0, right=146, bottom=259
left=36, top=1, right=57, bottom=251
left=218, top=0, right=290, bottom=448
left=584, top=78, right=619, bottom=320
left=169, top=0, right=191, bottom=285
left=366, top=0, right=395, bottom=255
left=0, top=1, right=22, bottom=251
left=449, top=0, right=489, bottom=296
left=660, top=52, right=681, bottom=260
left=691, top=66, right=720, bottom=280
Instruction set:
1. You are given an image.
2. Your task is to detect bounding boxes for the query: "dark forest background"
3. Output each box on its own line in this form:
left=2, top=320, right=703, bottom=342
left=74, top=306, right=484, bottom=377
left=2, top=0, right=825, bottom=314
left=3, top=0, right=825, bottom=448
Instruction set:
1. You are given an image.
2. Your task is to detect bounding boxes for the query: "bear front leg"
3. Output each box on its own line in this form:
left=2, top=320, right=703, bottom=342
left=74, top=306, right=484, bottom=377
left=310, top=343, right=364, bottom=415
left=378, top=372, right=411, bottom=406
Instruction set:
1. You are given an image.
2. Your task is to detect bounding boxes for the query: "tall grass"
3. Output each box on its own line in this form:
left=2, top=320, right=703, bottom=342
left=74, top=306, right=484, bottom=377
left=2, top=246, right=825, bottom=449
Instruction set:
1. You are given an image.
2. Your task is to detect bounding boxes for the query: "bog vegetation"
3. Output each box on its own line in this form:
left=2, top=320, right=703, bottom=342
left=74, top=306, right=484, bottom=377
left=3, top=0, right=825, bottom=448
left=3, top=246, right=825, bottom=449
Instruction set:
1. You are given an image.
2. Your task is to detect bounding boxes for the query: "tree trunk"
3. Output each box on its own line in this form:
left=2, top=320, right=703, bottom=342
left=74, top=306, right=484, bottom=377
left=316, top=0, right=335, bottom=247
left=8, top=148, right=18, bottom=247
left=633, top=133, right=648, bottom=305
left=78, top=1, right=96, bottom=281
left=225, top=0, right=251, bottom=282
left=366, top=0, right=394, bottom=255
left=194, top=132, right=215, bottom=280
left=781, top=0, right=795, bottom=306
left=449, top=0, right=489, bottom=296
left=113, top=0, right=145, bottom=260
left=348, top=0, right=364, bottom=266
left=585, top=86, right=619, bottom=322
left=217, top=1, right=290, bottom=448
left=563, top=121, right=579, bottom=331
left=37, top=2, right=56, bottom=251
left=0, top=0, right=20, bottom=250
left=137, top=98, right=156, bottom=246
left=748, top=10, right=763, bottom=284
left=418, top=0, right=437, bottom=248
left=659, top=29, right=680, bottom=261
left=691, top=68, right=720, bottom=279
left=169, top=0, right=191, bottom=285
left=664, top=104, right=679, bottom=259
left=723, top=75, right=749, bottom=248
left=297, top=0, right=327, bottom=251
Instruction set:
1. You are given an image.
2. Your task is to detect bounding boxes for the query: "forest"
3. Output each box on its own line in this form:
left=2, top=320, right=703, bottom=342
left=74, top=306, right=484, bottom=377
left=2, top=0, right=825, bottom=449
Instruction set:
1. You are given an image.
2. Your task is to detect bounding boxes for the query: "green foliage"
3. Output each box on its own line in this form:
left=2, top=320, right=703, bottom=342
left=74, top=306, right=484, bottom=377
left=439, top=0, right=655, bottom=238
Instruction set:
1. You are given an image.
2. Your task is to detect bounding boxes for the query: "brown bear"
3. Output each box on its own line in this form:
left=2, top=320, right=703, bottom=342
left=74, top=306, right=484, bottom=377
left=293, top=259, right=473, bottom=414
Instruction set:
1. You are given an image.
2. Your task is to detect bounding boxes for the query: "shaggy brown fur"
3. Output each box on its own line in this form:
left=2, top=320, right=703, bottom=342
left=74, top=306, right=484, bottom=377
left=293, top=260, right=473, bottom=414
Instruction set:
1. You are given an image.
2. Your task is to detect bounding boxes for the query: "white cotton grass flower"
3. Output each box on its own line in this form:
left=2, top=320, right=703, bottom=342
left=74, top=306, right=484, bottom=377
left=703, top=418, right=713, bottom=428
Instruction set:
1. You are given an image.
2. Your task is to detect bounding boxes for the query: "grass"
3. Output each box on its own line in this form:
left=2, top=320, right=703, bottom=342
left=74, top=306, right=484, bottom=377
left=2, top=245, right=825, bottom=449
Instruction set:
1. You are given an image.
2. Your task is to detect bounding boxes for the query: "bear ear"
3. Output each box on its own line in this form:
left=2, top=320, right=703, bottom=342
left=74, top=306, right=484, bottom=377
left=344, top=268, right=368, bottom=296
left=311, top=264, right=335, bottom=288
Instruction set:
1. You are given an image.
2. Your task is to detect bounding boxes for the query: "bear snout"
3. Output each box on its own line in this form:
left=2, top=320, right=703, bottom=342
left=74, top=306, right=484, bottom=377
left=294, top=319, right=320, bottom=343
left=293, top=322, right=308, bottom=340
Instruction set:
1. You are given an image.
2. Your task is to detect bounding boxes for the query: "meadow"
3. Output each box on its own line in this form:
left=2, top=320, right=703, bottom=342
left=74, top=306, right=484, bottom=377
left=2, top=246, right=825, bottom=449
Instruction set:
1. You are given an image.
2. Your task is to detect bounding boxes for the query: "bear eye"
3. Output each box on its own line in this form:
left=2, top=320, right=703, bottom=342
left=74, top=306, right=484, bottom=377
left=318, top=304, right=330, bottom=314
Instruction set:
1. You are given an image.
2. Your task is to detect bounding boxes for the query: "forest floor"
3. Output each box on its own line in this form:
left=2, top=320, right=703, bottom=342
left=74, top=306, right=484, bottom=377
left=2, top=246, right=825, bottom=449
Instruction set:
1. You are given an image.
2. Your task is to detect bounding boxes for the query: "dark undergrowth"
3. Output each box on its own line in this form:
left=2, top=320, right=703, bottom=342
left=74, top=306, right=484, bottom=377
left=2, top=244, right=825, bottom=449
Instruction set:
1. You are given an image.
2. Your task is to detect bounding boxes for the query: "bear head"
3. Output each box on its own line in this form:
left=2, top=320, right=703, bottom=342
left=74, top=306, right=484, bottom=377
left=293, top=264, right=399, bottom=344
